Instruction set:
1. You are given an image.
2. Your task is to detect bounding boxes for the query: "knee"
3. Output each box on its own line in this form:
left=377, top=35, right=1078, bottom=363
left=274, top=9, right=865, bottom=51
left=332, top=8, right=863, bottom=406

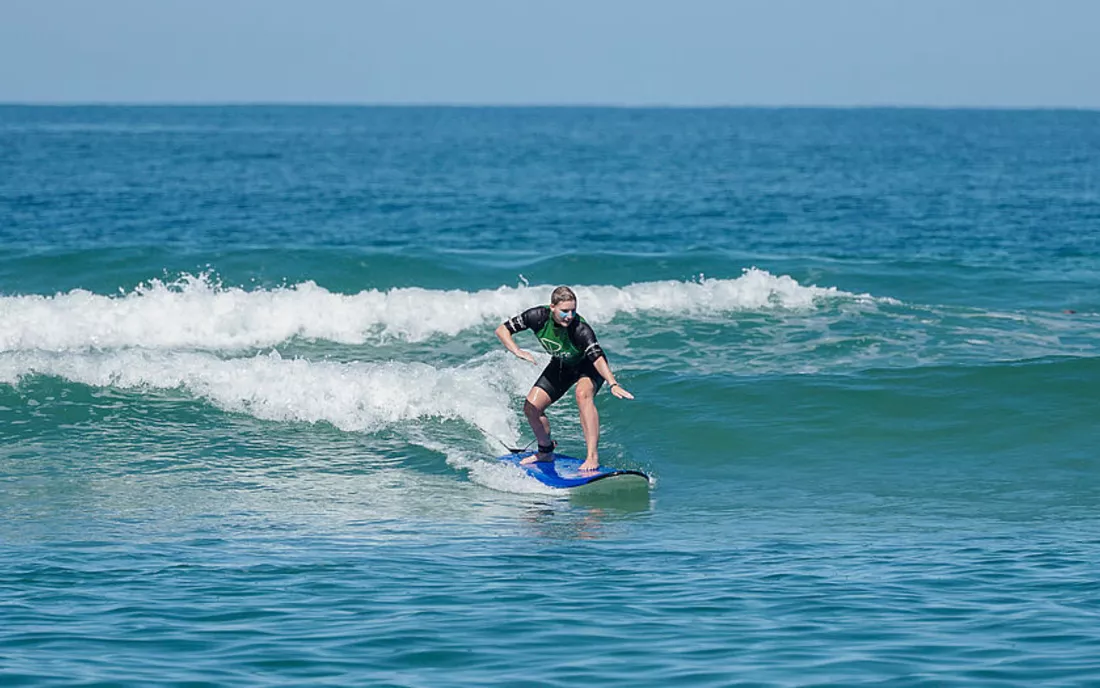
left=575, top=388, right=595, bottom=406
left=523, top=400, right=540, bottom=417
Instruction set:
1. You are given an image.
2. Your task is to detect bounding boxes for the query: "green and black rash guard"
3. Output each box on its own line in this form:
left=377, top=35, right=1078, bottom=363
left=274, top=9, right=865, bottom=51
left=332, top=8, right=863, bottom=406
left=505, top=306, right=605, bottom=368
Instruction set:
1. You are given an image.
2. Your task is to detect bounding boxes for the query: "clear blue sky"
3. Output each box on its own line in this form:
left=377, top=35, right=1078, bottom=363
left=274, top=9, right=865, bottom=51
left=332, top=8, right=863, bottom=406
left=2, top=0, right=1097, bottom=107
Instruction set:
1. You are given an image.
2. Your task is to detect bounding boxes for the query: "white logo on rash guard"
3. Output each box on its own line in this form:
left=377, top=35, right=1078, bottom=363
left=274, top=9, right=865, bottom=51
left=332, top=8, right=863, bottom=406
left=539, top=337, right=563, bottom=354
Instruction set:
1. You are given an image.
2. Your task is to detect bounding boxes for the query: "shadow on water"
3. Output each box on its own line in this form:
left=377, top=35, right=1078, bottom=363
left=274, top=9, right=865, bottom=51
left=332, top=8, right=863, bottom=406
left=569, top=485, right=652, bottom=512
left=518, top=489, right=653, bottom=541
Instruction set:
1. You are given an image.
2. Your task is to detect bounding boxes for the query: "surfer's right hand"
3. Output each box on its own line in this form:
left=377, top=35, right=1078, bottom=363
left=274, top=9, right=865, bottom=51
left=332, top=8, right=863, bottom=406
left=516, top=349, right=537, bottom=365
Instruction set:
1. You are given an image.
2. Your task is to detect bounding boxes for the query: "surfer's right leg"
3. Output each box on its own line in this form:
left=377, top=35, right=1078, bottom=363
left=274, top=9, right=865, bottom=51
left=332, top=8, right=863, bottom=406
left=522, top=362, right=573, bottom=463
left=522, top=386, right=555, bottom=463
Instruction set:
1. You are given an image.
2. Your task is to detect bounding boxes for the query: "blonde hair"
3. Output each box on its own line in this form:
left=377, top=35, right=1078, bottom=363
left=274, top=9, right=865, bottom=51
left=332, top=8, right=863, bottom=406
left=550, top=286, right=577, bottom=305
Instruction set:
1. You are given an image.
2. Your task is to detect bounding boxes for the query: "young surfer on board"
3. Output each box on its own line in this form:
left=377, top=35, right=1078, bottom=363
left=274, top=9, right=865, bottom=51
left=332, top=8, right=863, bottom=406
left=495, top=286, right=634, bottom=472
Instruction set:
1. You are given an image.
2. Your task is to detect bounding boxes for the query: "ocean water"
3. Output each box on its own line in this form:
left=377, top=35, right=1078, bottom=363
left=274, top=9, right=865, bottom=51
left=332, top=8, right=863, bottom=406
left=2, top=105, right=1099, bottom=686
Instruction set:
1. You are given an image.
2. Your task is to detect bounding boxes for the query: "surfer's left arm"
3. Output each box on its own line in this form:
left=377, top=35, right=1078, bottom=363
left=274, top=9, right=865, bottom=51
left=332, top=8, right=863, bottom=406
left=592, top=355, right=633, bottom=399
left=577, top=322, right=634, bottom=400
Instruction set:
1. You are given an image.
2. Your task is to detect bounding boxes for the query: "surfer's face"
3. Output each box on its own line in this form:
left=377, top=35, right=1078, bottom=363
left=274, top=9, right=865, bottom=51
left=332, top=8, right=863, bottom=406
left=552, top=300, right=577, bottom=326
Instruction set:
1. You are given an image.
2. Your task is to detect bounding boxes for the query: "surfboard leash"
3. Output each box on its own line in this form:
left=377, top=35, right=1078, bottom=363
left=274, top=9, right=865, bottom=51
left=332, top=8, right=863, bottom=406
left=472, top=422, right=533, bottom=455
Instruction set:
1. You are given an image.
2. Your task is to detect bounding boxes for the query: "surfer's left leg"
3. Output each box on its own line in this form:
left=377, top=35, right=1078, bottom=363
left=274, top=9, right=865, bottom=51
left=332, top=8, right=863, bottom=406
left=575, top=376, right=600, bottom=471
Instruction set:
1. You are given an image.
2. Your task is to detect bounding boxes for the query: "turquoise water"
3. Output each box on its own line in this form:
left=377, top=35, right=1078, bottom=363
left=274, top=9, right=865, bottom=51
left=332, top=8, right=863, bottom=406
left=2, top=106, right=1100, bottom=686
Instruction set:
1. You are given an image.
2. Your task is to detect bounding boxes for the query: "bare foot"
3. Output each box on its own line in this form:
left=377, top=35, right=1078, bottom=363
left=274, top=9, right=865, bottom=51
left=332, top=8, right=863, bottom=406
left=579, top=459, right=599, bottom=472
left=521, top=441, right=555, bottom=465
left=521, top=452, right=554, bottom=465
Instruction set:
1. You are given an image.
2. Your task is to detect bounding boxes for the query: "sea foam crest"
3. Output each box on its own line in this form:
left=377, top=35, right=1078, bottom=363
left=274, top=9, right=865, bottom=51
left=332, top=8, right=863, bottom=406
left=0, top=348, right=529, bottom=439
left=0, top=269, right=851, bottom=353
left=0, top=348, right=583, bottom=494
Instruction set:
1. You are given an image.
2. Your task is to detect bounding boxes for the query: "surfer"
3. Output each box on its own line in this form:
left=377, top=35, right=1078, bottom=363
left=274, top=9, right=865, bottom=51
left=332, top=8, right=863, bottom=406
left=495, top=286, right=634, bottom=471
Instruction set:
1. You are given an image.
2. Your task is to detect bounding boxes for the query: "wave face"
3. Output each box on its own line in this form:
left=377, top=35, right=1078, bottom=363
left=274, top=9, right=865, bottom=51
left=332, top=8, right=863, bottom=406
left=0, top=269, right=852, bottom=351
left=3, top=106, right=1100, bottom=687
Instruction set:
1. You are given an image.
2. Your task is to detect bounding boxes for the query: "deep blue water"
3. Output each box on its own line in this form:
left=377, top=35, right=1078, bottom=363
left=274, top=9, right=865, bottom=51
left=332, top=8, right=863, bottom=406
left=2, top=105, right=1100, bottom=686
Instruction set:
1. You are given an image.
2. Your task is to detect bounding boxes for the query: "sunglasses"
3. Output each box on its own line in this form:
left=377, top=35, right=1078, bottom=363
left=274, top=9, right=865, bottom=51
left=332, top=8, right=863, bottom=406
left=556, top=309, right=575, bottom=317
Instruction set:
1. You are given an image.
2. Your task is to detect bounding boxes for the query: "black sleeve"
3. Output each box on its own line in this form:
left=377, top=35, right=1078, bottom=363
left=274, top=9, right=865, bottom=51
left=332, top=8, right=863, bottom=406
left=504, top=306, right=550, bottom=334
left=571, top=321, right=606, bottom=363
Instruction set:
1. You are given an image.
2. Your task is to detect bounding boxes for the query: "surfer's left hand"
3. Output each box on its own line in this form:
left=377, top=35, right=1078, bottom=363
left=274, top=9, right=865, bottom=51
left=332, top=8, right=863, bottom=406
left=610, top=383, right=634, bottom=400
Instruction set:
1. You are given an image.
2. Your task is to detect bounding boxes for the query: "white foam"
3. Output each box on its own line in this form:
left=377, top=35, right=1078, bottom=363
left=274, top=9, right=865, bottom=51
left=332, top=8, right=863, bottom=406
left=0, top=346, right=579, bottom=494
left=0, top=269, right=857, bottom=353
left=405, top=434, right=562, bottom=495
left=579, top=268, right=849, bottom=320
left=0, top=348, right=532, bottom=437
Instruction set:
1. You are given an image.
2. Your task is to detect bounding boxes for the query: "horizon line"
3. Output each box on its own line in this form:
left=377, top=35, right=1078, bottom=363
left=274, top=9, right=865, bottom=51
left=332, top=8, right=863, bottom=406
left=1, top=101, right=1098, bottom=113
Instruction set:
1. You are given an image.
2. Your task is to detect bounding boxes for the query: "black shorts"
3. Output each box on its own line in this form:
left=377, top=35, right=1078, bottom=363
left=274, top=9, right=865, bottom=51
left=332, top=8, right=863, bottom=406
left=534, top=358, right=604, bottom=403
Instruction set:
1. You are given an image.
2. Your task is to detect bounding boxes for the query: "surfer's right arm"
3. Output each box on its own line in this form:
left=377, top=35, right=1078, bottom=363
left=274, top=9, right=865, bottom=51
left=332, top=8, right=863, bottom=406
left=496, top=309, right=542, bottom=365
left=495, top=323, right=536, bottom=364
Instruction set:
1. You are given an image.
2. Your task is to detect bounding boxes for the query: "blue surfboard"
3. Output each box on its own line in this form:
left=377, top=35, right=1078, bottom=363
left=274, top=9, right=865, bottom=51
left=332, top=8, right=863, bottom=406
left=498, top=451, right=650, bottom=491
